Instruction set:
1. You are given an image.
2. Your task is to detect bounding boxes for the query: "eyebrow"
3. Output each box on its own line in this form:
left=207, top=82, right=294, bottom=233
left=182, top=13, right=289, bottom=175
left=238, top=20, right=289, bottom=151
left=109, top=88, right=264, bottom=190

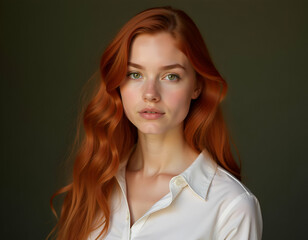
left=128, top=62, right=186, bottom=71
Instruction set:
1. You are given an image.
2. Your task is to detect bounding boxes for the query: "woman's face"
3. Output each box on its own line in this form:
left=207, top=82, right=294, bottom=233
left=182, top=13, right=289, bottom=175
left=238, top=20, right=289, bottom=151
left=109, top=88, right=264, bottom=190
left=120, top=32, right=200, bottom=135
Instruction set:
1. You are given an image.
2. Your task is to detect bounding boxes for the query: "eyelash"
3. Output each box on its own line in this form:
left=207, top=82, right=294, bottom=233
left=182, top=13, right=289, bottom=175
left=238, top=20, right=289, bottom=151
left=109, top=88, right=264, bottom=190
left=126, top=72, right=181, bottom=81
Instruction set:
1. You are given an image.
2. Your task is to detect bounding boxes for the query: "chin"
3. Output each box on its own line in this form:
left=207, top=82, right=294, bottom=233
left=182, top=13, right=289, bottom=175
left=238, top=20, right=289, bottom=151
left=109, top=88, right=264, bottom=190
left=138, top=128, right=166, bottom=135
left=137, top=124, right=167, bottom=135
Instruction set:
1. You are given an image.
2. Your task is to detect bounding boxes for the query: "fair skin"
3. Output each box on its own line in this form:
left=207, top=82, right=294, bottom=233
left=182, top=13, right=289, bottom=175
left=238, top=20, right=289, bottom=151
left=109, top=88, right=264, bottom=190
left=119, top=32, right=201, bottom=226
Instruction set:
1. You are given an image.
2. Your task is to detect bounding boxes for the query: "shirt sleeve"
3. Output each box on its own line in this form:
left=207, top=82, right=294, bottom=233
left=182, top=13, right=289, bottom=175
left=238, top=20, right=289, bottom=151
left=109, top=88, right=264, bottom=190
left=215, top=192, right=263, bottom=240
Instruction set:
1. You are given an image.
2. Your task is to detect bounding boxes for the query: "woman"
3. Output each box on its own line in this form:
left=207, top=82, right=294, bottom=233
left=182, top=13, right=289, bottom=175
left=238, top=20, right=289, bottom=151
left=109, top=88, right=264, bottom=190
left=50, top=6, right=262, bottom=240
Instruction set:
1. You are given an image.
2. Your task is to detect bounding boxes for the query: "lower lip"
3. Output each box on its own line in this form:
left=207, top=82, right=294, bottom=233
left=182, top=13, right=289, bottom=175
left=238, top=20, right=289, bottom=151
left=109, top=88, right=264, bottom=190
left=139, top=112, right=165, bottom=120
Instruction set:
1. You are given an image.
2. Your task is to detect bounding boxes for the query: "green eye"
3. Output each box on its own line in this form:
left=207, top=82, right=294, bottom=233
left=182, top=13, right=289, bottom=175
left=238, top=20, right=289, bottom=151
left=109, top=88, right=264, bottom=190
left=128, top=72, right=142, bottom=79
left=165, top=74, right=180, bottom=81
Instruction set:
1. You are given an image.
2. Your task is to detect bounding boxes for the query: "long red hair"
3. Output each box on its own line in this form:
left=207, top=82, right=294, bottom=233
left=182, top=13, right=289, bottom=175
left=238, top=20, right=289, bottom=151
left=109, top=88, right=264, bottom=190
left=49, top=6, right=241, bottom=240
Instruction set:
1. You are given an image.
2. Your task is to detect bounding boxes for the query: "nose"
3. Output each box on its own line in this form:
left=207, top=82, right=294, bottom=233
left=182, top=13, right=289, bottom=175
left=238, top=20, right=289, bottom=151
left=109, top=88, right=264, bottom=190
left=142, top=80, right=161, bottom=102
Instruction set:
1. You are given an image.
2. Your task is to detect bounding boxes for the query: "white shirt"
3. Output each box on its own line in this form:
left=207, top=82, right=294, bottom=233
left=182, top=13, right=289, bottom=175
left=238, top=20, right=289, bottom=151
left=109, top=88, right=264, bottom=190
left=89, top=150, right=262, bottom=240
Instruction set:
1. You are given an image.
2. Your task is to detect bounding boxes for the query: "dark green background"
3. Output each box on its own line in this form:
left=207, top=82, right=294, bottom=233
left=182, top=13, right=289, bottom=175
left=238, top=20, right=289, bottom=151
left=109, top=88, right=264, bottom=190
left=1, top=0, right=307, bottom=239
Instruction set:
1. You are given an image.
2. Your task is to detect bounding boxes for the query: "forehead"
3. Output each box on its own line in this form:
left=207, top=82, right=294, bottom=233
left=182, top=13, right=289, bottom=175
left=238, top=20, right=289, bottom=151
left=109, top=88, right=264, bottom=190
left=129, top=32, right=189, bottom=67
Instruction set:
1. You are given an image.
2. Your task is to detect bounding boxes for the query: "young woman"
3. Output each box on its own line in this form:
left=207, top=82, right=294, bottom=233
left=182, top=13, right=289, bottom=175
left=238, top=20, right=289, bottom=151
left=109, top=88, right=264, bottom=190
left=50, top=6, right=262, bottom=240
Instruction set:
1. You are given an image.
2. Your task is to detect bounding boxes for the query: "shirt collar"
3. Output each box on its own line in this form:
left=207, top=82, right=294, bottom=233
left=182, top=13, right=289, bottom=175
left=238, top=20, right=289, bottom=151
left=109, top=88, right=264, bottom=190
left=115, top=148, right=218, bottom=201
left=179, top=149, right=217, bottom=201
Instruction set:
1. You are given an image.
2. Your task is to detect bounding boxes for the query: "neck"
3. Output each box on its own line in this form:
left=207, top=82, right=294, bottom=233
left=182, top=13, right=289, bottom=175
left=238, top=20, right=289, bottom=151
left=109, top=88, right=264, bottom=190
left=127, top=125, right=199, bottom=177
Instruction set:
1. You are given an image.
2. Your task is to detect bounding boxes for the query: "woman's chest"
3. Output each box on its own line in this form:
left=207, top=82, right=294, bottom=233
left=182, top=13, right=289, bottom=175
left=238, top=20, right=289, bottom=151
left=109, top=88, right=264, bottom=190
left=101, top=187, right=218, bottom=240
left=125, top=172, right=172, bottom=226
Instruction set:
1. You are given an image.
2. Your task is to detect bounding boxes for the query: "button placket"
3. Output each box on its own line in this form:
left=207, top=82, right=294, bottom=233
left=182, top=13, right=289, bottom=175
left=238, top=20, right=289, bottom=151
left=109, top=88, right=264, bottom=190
left=126, top=210, right=130, bottom=221
left=130, top=215, right=149, bottom=239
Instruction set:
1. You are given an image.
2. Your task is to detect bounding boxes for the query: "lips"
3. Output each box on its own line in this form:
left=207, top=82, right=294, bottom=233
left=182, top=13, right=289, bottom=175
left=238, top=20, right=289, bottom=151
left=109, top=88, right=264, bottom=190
left=140, top=108, right=163, bottom=114
left=139, top=108, right=165, bottom=120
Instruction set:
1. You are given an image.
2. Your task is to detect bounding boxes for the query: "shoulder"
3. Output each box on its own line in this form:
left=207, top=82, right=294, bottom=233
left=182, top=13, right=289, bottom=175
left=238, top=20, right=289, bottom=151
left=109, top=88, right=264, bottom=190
left=212, top=166, right=253, bottom=198
left=209, top=166, right=263, bottom=239
left=210, top=166, right=261, bottom=218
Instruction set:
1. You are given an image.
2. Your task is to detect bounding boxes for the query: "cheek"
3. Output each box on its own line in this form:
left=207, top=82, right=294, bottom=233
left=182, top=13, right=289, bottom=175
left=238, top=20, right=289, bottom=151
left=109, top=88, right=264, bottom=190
left=120, top=86, right=137, bottom=114
left=165, top=89, right=192, bottom=115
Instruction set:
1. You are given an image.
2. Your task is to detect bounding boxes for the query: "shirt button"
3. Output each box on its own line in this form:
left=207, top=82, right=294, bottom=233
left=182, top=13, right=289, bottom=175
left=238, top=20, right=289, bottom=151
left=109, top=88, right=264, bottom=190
left=174, top=177, right=186, bottom=187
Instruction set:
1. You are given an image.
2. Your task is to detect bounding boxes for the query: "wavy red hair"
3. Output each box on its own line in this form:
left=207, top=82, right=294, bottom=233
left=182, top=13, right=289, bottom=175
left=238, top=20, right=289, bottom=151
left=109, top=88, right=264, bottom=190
left=49, top=6, right=241, bottom=240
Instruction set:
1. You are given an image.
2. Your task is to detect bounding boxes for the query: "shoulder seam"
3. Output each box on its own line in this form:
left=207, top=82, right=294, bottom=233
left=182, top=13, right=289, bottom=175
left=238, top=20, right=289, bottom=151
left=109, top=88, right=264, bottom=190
left=217, top=167, right=251, bottom=195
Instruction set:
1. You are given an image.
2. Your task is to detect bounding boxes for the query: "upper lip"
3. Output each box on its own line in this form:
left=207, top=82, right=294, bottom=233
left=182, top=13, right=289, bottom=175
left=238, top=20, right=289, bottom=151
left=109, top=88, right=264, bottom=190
left=139, top=107, right=164, bottom=114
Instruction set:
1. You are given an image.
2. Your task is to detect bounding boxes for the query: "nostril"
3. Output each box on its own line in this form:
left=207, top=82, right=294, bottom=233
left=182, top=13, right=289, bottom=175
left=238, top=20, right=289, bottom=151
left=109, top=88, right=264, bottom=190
left=143, top=93, right=160, bottom=102
left=143, top=89, right=161, bottom=102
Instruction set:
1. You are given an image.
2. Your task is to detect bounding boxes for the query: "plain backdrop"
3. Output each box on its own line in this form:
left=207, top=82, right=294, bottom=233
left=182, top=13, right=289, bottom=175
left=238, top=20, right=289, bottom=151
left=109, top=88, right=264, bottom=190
left=1, top=0, right=307, bottom=239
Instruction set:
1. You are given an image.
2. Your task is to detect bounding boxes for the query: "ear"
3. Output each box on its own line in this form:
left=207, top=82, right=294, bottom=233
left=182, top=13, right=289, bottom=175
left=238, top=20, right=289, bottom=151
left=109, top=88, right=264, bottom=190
left=191, top=79, right=202, bottom=99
